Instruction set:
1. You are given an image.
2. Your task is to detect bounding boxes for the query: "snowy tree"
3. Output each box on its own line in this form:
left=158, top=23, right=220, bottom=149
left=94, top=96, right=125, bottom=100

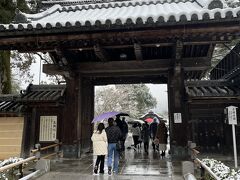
left=0, top=0, right=29, bottom=94
left=95, top=84, right=157, bottom=118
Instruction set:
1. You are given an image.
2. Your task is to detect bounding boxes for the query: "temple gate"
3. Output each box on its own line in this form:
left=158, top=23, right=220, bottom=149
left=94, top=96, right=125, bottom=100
left=0, top=0, right=240, bottom=158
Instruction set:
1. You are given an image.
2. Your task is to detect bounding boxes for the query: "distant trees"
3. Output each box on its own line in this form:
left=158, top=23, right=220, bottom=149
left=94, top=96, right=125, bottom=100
left=0, top=0, right=63, bottom=93
left=95, top=84, right=157, bottom=118
left=0, top=0, right=29, bottom=94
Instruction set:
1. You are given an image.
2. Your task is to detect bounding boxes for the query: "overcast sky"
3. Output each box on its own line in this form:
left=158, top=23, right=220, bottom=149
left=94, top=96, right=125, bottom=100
left=25, top=61, right=168, bottom=114
left=146, top=84, right=168, bottom=114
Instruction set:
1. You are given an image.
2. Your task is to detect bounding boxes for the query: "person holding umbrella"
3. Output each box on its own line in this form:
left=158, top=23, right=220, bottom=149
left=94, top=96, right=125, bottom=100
left=91, top=111, right=128, bottom=175
left=91, top=123, right=108, bottom=175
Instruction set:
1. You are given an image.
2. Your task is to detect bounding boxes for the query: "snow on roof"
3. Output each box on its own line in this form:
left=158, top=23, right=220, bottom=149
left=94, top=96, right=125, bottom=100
left=0, top=0, right=239, bottom=32
left=22, top=4, right=62, bottom=19
left=139, top=111, right=164, bottom=119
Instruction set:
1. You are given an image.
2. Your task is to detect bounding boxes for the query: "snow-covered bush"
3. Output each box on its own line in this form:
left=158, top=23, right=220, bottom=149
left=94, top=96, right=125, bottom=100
left=202, top=158, right=240, bottom=180
left=0, top=157, right=23, bottom=180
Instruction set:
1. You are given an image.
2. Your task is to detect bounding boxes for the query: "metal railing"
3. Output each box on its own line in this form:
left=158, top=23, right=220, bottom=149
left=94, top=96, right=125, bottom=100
left=0, top=140, right=62, bottom=179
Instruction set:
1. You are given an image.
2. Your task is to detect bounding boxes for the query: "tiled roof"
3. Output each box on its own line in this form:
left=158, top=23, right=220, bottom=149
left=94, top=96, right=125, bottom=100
left=210, top=42, right=240, bottom=81
left=0, top=84, right=66, bottom=114
left=0, top=0, right=239, bottom=32
left=185, top=80, right=240, bottom=97
left=139, top=111, right=163, bottom=120
left=0, top=95, right=24, bottom=113
left=41, top=0, right=112, bottom=7
left=20, top=84, right=66, bottom=102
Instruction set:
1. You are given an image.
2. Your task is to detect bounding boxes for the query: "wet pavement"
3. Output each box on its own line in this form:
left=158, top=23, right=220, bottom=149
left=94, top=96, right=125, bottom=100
left=37, top=135, right=184, bottom=180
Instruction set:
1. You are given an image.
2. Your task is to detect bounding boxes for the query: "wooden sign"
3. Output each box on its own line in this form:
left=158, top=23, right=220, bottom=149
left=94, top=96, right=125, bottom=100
left=174, top=113, right=182, bottom=123
left=39, top=116, right=57, bottom=142
left=227, top=106, right=237, bottom=125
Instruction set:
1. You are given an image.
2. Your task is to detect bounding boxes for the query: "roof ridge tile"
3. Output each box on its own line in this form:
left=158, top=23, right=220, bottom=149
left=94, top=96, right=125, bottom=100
left=0, top=1, right=240, bottom=32
left=58, top=0, right=193, bottom=12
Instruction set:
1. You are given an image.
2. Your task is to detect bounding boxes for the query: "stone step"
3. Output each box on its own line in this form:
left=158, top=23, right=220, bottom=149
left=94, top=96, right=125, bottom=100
left=38, top=172, right=178, bottom=180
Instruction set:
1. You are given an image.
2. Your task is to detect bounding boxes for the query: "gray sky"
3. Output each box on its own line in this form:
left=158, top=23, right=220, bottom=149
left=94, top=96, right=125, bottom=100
left=146, top=84, right=168, bottom=114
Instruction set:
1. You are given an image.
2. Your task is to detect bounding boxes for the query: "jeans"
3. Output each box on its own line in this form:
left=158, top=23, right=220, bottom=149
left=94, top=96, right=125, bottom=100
left=107, top=143, right=119, bottom=173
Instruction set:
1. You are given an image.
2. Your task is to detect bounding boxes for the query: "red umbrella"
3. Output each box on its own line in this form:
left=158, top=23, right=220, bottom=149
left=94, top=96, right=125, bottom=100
left=145, top=118, right=153, bottom=123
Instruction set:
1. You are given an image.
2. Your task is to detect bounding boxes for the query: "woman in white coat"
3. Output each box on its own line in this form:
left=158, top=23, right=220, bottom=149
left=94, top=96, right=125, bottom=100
left=91, top=123, right=108, bottom=174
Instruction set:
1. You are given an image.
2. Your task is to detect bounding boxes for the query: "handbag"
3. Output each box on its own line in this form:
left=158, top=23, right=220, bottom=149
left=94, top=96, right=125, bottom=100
left=116, top=141, right=122, bottom=152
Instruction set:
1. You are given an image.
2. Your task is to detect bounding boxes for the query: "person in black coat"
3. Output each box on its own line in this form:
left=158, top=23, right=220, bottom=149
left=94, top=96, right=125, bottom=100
left=150, top=118, right=159, bottom=151
left=105, top=118, right=122, bottom=175
left=141, top=122, right=150, bottom=153
left=121, top=117, right=128, bottom=150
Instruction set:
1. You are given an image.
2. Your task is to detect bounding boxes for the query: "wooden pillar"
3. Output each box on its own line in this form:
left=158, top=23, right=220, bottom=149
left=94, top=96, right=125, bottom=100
left=62, top=75, right=94, bottom=158
left=21, top=113, right=32, bottom=158
left=168, top=63, right=188, bottom=158
left=29, top=108, right=37, bottom=150
left=62, top=74, right=80, bottom=158
left=79, top=78, right=94, bottom=152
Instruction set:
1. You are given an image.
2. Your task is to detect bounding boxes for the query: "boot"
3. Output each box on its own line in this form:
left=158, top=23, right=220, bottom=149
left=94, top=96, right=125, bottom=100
left=108, top=167, right=112, bottom=175
left=94, top=166, right=98, bottom=174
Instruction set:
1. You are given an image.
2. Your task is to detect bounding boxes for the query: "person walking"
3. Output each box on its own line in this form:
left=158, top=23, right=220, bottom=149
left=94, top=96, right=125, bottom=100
left=150, top=117, right=159, bottom=151
left=156, top=120, right=168, bottom=157
left=121, top=117, right=128, bottom=151
left=105, top=118, right=122, bottom=175
left=141, top=122, right=150, bottom=154
left=132, top=123, right=141, bottom=150
left=115, top=115, right=123, bottom=131
left=91, top=123, right=108, bottom=175
left=116, top=116, right=128, bottom=151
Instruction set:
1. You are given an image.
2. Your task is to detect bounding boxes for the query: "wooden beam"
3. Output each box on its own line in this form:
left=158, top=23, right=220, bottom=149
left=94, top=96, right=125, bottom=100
left=73, top=59, right=171, bottom=73
left=182, top=57, right=211, bottom=70
left=134, top=43, right=143, bottom=60
left=93, top=44, right=109, bottom=61
left=43, top=63, right=169, bottom=77
left=188, top=97, right=240, bottom=104
left=15, top=41, right=228, bottom=53
left=42, top=64, right=69, bottom=76
left=0, top=23, right=239, bottom=49
left=92, top=75, right=168, bottom=85
left=43, top=57, right=210, bottom=77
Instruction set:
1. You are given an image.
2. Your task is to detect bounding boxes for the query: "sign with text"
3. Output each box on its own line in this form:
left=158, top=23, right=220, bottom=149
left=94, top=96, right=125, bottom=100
left=174, top=113, right=182, bottom=123
left=39, top=116, right=57, bottom=142
left=227, top=106, right=238, bottom=125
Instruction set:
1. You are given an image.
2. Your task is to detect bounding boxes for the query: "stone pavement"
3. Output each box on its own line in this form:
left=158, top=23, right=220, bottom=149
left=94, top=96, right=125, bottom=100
left=36, top=136, right=184, bottom=180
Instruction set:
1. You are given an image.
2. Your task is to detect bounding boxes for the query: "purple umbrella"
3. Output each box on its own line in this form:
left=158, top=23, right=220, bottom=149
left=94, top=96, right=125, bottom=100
left=92, top=111, right=129, bottom=123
